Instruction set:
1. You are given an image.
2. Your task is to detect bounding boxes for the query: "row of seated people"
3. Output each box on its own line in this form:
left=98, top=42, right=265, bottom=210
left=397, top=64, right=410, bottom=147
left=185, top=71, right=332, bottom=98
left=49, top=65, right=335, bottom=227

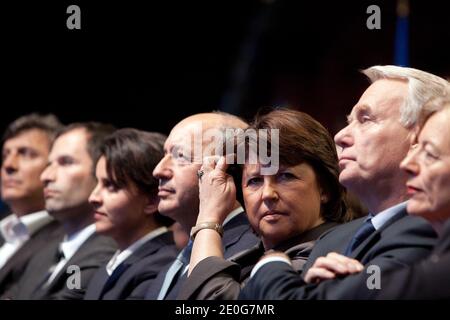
left=0, top=64, right=449, bottom=300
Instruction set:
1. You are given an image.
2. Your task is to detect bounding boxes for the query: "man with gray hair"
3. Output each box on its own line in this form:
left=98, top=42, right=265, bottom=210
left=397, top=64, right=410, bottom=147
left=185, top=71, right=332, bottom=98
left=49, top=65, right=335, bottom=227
left=240, top=65, right=447, bottom=300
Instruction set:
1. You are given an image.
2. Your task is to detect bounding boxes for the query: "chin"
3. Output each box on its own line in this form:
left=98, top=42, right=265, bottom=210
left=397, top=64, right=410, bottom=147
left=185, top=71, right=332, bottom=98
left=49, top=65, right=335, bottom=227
left=406, top=202, right=427, bottom=217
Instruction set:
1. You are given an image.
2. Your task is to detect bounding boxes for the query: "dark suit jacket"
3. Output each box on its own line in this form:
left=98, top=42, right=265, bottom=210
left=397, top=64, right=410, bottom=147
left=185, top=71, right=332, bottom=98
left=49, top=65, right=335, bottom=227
left=178, top=221, right=338, bottom=300
left=145, top=211, right=260, bottom=299
left=4, top=232, right=117, bottom=300
left=240, top=208, right=438, bottom=300
left=0, top=220, right=64, bottom=296
left=346, top=219, right=450, bottom=299
left=84, top=231, right=178, bottom=300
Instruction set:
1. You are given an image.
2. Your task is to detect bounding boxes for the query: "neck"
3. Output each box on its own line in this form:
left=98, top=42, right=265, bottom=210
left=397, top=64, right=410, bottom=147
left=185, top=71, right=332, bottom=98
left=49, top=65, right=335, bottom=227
left=53, top=204, right=95, bottom=237
left=116, top=219, right=160, bottom=251
left=8, top=200, right=45, bottom=217
left=358, top=185, right=408, bottom=215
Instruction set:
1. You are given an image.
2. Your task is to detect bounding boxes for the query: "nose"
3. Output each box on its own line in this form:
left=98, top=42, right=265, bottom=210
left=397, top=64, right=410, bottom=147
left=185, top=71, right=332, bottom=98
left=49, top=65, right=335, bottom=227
left=2, top=152, right=19, bottom=175
left=261, top=179, right=279, bottom=204
left=153, top=154, right=173, bottom=180
left=88, top=183, right=102, bottom=209
left=400, top=144, right=420, bottom=176
left=334, top=124, right=353, bottom=150
left=40, top=163, right=55, bottom=186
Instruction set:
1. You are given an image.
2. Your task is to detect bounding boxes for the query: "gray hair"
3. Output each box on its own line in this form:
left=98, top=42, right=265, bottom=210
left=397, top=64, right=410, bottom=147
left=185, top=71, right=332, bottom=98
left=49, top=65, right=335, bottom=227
left=362, top=65, right=449, bottom=128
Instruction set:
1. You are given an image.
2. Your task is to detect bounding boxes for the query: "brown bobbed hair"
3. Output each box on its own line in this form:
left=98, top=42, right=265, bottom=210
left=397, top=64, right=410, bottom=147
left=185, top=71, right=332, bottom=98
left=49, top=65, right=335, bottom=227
left=245, top=108, right=351, bottom=223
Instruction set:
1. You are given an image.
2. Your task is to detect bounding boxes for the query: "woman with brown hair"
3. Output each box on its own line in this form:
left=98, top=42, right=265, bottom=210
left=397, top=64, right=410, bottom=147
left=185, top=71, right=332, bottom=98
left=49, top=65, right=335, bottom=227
left=178, top=108, right=352, bottom=300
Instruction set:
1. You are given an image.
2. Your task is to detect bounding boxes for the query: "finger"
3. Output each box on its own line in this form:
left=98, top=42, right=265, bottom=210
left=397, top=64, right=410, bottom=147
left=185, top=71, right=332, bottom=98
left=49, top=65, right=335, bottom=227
left=215, top=156, right=230, bottom=173
left=201, top=157, right=215, bottom=172
left=326, top=252, right=364, bottom=272
left=304, top=267, right=336, bottom=284
left=313, top=257, right=350, bottom=274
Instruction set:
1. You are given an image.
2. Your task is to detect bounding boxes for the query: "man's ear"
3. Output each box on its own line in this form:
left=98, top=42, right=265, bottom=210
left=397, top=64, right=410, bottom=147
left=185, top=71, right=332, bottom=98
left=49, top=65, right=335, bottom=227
left=143, top=194, right=159, bottom=215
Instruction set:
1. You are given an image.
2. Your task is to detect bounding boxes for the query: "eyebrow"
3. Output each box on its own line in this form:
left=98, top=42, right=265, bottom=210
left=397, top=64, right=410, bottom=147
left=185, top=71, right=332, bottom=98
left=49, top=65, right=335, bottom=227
left=347, top=104, right=372, bottom=122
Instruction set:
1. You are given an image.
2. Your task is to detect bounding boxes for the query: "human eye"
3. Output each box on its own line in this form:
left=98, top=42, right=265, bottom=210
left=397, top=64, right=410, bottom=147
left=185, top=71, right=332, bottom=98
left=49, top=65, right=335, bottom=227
left=102, top=179, right=119, bottom=192
left=58, top=156, right=75, bottom=166
left=18, top=147, right=38, bottom=158
left=171, top=147, right=191, bottom=164
left=424, top=147, right=439, bottom=161
left=278, top=171, right=296, bottom=181
left=357, top=112, right=372, bottom=124
left=245, top=176, right=263, bottom=187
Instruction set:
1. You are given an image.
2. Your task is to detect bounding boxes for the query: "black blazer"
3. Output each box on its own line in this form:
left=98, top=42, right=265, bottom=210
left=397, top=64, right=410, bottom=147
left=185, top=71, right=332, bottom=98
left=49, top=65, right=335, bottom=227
left=348, top=219, right=450, bottom=299
left=145, top=211, right=260, bottom=299
left=240, top=208, right=438, bottom=300
left=84, top=231, right=178, bottom=300
left=4, top=232, right=117, bottom=300
left=0, top=220, right=64, bottom=296
left=178, top=221, right=339, bottom=300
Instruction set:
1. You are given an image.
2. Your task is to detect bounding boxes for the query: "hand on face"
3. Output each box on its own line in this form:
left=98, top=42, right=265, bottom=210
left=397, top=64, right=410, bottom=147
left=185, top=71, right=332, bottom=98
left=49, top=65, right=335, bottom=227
left=304, top=252, right=364, bottom=284
left=197, top=155, right=236, bottom=224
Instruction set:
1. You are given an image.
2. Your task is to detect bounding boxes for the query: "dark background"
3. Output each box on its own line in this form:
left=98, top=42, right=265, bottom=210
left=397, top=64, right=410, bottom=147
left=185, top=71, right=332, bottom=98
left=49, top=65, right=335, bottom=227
left=2, top=0, right=450, bottom=136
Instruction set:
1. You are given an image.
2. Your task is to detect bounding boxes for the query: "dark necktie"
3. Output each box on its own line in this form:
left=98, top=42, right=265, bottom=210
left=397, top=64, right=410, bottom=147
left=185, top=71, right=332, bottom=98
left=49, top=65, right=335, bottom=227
left=344, top=218, right=375, bottom=256
left=157, top=240, right=193, bottom=300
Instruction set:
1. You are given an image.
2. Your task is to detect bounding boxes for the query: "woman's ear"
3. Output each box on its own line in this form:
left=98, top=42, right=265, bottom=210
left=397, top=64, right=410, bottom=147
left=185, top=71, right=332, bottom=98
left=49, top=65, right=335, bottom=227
left=143, top=194, right=159, bottom=215
left=320, top=192, right=329, bottom=204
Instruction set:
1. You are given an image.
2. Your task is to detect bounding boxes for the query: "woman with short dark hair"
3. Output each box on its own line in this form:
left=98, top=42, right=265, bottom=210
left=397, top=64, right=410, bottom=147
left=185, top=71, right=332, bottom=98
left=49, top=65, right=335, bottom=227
left=84, top=128, right=178, bottom=300
left=179, top=108, right=352, bottom=300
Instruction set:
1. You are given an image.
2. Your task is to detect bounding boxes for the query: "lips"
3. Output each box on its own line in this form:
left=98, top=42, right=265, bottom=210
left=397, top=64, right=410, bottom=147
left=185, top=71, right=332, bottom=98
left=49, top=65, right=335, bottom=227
left=338, top=156, right=356, bottom=168
left=406, top=184, right=422, bottom=196
left=2, top=179, right=21, bottom=187
left=158, top=187, right=175, bottom=197
left=94, top=211, right=108, bottom=219
left=261, top=210, right=285, bottom=222
left=43, top=188, right=59, bottom=198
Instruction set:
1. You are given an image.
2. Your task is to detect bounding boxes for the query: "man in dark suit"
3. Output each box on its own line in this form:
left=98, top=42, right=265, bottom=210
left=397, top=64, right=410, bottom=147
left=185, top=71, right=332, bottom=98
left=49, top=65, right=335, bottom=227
left=84, top=129, right=179, bottom=300
left=3, top=122, right=117, bottom=300
left=0, top=114, right=64, bottom=296
left=145, top=113, right=260, bottom=300
left=240, top=65, right=448, bottom=300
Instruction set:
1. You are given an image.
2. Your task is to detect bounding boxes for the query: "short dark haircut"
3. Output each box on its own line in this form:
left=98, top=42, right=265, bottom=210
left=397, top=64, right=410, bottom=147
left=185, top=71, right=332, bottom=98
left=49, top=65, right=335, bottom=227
left=101, top=128, right=173, bottom=227
left=2, top=113, right=63, bottom=144
left=247, top=108, right=351, bottom=223
left=55, top=122, right=116, bottom=174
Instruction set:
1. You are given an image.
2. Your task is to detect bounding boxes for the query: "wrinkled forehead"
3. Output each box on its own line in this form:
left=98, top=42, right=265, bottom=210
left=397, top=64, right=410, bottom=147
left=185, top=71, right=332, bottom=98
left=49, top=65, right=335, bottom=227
left=352, top=79, right=407, bottom=117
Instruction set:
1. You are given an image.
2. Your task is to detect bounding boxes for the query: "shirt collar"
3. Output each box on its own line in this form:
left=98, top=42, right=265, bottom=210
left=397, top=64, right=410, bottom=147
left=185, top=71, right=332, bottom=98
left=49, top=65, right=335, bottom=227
left=371, top=201, right=407, bottom=230
left=60, top=224, right=96, bottom=262
left=223, top=206, right=244, bottom=226
left=106, top=226, right=169, bottom=275
left=0, top=210, right=52, bottom=243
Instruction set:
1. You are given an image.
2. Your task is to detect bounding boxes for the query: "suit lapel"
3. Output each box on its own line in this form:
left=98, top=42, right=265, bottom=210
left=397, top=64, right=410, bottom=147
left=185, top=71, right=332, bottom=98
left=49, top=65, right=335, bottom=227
left=222, top=212, right=251, bottom=251
left=350, top=209, right=407, bottom=260
left=0, top=221, right=62, bottom=283
left=99, top=231, right=173, bottom=298
left=433, top=220, right=450, bottom=255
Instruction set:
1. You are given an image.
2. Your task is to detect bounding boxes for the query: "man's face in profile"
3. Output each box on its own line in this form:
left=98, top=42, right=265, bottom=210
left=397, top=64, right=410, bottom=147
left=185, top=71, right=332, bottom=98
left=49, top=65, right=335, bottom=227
left=1, top=129, right=50, bottom=208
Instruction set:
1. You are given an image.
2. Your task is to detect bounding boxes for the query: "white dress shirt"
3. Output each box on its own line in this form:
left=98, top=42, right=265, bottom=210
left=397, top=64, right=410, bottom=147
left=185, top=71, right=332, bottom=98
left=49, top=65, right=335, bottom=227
left=46, top=224, right=97, bottom=285
left=106, top=226, right=169, bottom=276
left=0, top=211, right=53, bottom=269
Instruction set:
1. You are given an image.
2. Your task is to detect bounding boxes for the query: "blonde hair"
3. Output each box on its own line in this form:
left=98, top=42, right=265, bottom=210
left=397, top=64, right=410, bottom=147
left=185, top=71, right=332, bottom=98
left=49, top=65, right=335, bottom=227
left=362, top=65, right=449, bottom=128
left=419, top=85, right=450, bottom=128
